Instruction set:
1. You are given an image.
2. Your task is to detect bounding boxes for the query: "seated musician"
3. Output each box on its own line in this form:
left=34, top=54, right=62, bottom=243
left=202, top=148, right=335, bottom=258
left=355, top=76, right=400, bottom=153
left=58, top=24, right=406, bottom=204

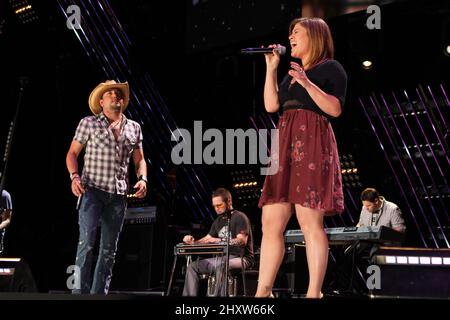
left=182, top=188, right=254, bottom=296
left=330, top=188, right=406, bottom=295
left=354, top=187, right=406, bottom=265
left=357, top=188, right=406, bottom=233
left=1, top=190, right=13, bottom=255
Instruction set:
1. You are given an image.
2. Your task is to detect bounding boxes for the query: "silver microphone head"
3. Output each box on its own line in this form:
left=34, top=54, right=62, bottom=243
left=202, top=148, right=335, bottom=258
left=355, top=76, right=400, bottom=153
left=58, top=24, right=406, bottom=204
left=276, top=45, right=286, bottom=55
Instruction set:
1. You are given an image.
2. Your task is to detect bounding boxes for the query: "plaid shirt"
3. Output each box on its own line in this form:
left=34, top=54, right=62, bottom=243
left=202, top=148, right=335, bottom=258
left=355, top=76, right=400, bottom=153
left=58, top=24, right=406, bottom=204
left=74, top=113, right=143, bottom=195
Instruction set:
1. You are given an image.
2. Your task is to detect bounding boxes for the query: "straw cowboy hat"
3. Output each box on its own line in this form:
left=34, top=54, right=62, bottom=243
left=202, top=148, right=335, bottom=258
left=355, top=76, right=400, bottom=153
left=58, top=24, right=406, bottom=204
left=88, top=80, right=130, bottom=115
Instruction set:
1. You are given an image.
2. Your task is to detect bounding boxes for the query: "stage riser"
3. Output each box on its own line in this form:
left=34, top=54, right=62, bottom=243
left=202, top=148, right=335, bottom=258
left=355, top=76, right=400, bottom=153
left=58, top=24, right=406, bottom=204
left=371, top=265, right=450, bottom=298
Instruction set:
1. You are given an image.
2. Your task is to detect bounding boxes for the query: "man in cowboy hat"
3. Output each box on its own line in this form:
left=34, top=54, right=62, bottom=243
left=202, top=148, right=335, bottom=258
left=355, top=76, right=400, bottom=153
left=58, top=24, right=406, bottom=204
left=66, top=80, right=147, bottom=294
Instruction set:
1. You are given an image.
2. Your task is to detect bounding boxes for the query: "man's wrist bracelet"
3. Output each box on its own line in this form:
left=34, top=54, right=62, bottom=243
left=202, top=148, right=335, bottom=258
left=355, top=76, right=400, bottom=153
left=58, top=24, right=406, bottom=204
left=70, top=172, right=80, bottom=181
left=138, top=175, right=148, bottom=184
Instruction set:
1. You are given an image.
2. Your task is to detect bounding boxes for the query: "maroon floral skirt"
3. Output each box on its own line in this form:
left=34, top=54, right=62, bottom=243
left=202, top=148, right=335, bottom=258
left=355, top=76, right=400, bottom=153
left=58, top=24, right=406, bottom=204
left=258, top=109, right=344, bottom=215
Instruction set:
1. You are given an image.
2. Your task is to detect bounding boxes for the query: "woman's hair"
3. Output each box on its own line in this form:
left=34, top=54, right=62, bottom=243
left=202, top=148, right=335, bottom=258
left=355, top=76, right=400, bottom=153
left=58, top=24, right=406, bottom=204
left=360, top=188, right=380, bottom=202
left=289, top=17, right=334, bottom=68
left=212, top=188, right=232, bottom=203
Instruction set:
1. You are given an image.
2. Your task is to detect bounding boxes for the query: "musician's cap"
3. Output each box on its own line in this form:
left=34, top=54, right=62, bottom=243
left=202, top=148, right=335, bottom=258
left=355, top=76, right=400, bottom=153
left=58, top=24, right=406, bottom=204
left=88, top=80, right=130, bottom=115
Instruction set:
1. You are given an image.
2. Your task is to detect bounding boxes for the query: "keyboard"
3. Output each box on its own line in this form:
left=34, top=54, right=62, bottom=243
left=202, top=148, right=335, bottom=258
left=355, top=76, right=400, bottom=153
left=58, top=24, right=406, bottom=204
left=284, top=226, right=405, bottom=245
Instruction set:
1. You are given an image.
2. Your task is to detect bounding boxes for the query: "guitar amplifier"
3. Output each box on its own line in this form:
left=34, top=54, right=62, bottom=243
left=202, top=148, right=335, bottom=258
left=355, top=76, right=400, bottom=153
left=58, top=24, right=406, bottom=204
left=123, top=206, right=156, bottom=225
left=280, top=244, right=309, bottom=295
left=111, top=206, right=163, bottom=290
left=279, top=244, right=352, bottom=296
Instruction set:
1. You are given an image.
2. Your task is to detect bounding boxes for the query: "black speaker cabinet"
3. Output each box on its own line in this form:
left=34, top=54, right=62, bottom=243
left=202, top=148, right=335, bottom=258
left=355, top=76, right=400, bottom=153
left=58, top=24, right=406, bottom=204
left=280, top=244, right=342, bottom=296
left=111, top=215, right=164, bottom=291
left=371, top=246, right=450, bottom=298
left=0, top=258, right=37, bottom=292
left=278, top=244, right=309, bottom=295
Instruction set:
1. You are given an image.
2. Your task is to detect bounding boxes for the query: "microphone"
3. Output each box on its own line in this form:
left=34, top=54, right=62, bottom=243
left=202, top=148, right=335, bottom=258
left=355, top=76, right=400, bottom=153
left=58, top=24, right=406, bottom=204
left=76, top=194, right=83, bottom=210
left=241, top=45, right=286, bottom=55
left=221, top=208, right=235, bottom=218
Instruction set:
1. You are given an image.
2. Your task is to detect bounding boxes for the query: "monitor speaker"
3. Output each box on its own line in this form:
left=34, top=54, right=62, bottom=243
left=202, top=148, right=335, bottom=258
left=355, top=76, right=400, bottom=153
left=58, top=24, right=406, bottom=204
left=371, top=246, right=450, bottom=298
left=0, top=257, right=37, bottom=292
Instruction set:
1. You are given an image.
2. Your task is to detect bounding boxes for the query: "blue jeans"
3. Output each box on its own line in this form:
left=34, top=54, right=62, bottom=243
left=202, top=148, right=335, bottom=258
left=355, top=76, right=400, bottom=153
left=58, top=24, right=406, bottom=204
left=72, top=187, right=126, bottom=294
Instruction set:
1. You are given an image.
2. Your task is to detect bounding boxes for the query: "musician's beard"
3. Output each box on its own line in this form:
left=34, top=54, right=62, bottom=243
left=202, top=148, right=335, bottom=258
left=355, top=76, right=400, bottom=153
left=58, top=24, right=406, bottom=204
left=108, top=102, right=122, bottom=112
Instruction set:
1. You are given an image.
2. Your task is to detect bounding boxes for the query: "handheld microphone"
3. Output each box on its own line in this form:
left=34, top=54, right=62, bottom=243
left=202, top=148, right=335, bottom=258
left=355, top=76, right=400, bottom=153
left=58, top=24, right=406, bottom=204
left=240, top=45, right=286, bottom=55
left=76, top=194, right=83, bottom=210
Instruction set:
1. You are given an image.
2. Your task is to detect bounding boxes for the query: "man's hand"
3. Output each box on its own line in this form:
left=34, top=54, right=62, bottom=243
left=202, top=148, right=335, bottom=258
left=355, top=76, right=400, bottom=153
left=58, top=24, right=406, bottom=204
left=133, top=180, right=147, bottom=198
left=71, top=175, right=85, bottom=197
left=183, top=235, right=195, bottom=244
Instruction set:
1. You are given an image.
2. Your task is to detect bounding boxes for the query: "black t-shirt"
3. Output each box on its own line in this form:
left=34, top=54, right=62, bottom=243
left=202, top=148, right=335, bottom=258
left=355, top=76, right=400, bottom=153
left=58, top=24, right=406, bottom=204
left=208, top=210, right=254, bottom=265
left=278, top=59, right=347, bottom=119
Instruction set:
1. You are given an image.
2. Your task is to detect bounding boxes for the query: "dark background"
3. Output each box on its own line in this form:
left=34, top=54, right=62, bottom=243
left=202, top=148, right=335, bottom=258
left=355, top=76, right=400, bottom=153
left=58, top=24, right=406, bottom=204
left=0, top=0, right=448, bottom=293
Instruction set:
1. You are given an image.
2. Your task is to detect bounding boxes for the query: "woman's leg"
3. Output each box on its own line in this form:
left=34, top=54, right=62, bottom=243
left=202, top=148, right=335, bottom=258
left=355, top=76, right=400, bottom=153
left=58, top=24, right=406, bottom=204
left=255, top=202, right=292, bottom=297
left=295, top=205, right=327, bottom=298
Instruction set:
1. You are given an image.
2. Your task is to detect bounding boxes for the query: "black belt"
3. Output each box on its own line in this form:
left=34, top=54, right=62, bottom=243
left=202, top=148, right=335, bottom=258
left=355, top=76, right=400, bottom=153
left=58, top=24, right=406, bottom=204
left=282, top=105, right=304, bottom=112
left=281, top=105, right=331, bottom=122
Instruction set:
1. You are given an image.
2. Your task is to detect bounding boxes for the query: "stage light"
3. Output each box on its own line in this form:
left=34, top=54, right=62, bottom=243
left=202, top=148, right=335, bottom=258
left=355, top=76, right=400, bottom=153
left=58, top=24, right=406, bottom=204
left=419, top=257, right=431, bottom=265
left=445, top=45, right=450, bottom=57
left=431, top=257, right=442, bottom=265
left=230, top=169, right=261, bottom=204
left=362, top=60, right=373, bottom=69
left=9, top=0, right=38, bottom=25
left=386, top=256, right=396, bottom=264
left=383, top=255, right=450, bottom=266
left=15, top=4, right=31, bottom=14
left=340, top=154, right=361, bottom=188
left=0, top=258, right=21, bottom=262
left=0, top=268, right=14, bottom=275
left=408, top=256, right=419, bottom=264
left=397, top=256, right=408, bottom=264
